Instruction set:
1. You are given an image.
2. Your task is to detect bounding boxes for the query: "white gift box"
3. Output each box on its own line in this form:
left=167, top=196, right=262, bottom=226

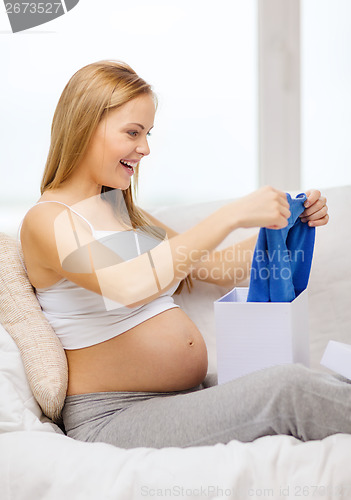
left=214, top=287, right=310, bottom=384
left=320, top=341, right=351, bottom=380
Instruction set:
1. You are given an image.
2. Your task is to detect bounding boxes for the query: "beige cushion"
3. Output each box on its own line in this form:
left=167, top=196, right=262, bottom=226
left=0, top=233, right=67, bottom=422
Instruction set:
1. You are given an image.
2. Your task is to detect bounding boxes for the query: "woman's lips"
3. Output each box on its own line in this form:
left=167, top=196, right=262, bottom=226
left=120, top=161, right=134, bottom=175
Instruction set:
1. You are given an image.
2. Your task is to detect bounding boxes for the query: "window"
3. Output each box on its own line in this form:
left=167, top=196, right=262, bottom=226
left=301, top=0, right=351, bottom=189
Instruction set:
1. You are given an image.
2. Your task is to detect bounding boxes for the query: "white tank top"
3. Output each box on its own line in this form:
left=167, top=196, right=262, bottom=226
left=27, top=201, right=181, bottom=350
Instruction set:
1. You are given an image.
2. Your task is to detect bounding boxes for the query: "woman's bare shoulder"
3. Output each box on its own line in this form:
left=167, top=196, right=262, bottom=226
left=22, top=201, right=68, bottom=238
left=20, top=202, right=71, bottom=262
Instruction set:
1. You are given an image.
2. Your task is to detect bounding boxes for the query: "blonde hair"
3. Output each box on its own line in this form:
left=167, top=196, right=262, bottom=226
left=41, top=60, right=192, bottom=294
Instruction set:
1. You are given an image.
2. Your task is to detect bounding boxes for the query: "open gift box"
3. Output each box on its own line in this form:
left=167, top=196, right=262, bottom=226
left=214, top=287, right=310, bottom=384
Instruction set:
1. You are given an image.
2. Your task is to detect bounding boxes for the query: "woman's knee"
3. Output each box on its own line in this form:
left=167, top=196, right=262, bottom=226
left=267, top=363, right=311, bottom=394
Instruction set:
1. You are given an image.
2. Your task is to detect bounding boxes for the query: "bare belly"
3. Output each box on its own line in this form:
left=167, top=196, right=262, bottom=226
left=65, top=307, right=208, bottom=396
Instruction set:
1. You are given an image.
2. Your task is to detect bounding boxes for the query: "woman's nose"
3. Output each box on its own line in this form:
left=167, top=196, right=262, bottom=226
left=136, top=136, right=150, bottom=157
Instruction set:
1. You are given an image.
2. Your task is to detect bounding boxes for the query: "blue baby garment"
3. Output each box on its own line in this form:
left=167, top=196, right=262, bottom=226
left=247, top=193, right=315, bottom=302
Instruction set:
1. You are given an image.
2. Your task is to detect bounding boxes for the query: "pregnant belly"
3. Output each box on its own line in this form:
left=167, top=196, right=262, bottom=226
left=65, top=308, right=208, bottom=396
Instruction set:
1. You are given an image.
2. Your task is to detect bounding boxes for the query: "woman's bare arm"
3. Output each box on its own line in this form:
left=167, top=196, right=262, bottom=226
left=21, top=186, right=290, bottom=308
left=140, top=208, right=258, bottom=288
left=189, top=233, right=258, bottom=288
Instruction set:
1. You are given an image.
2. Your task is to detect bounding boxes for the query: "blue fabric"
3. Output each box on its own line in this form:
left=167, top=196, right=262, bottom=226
left=247, top=193, right=316, bottom=302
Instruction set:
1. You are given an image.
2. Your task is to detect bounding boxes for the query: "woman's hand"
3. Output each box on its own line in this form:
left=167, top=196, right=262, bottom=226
left=299, top=189, right=329, bottom=227
left=233, top=185, right=291, bottom=230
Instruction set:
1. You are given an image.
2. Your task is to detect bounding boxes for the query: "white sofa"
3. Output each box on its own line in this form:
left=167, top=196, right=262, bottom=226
left=1, top=185, right=351, bottom=500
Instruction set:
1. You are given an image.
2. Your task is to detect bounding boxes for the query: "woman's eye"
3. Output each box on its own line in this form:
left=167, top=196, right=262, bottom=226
left=127, top=130, right=152, bottom=138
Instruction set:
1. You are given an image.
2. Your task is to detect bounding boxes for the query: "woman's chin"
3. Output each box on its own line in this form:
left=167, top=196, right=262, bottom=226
left=104, top=180, right=131, bottom=191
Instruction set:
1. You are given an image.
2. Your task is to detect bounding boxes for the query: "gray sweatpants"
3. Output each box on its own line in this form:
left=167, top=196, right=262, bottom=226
left=61, top=364, right=351, bottom=449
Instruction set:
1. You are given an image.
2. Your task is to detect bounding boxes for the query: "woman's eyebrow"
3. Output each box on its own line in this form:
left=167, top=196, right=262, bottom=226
left=126, top=123, right=154, bottom=131
left=126, top=122, right=145, bottom=129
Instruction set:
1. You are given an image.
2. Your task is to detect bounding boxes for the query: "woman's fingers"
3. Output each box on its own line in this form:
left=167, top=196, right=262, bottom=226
left=303, top=189, right=321, bottom=208
left=269, top=189, right=290, bottom=227
left=306, top=213, right=329, bottom=227
left=300, top=204, right=328, bottom=223
left=267, top=187, right=291, bottom=228
left=248, top=187, right=329, bottom=229
left=236, top=186, right=290, bottom=229
left=300, top=196, right=327, bottom=217
left=299, top=189, right=329, bottom=227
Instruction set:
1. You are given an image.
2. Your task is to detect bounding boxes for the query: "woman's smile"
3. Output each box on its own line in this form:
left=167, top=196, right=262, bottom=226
left=120, top=158, right=139, bottom=175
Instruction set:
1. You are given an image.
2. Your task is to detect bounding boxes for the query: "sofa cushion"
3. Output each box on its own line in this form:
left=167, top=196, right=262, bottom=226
left=0, top=233, right=67, bottom=422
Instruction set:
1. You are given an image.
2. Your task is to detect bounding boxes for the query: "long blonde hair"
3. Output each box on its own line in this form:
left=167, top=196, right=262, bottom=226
left=41, top=60, right=192, bottom=294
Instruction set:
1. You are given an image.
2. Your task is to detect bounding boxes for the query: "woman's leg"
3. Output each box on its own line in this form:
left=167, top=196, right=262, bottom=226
left=62, top=364, right=351, bottom=449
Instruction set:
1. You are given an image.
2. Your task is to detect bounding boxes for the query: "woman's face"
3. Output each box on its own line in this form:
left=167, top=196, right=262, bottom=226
left=81, top=93, right=155, bottom=191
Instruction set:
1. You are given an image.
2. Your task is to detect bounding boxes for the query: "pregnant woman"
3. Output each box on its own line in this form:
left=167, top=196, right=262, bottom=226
left=21, top=60, right=350, bottom=450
